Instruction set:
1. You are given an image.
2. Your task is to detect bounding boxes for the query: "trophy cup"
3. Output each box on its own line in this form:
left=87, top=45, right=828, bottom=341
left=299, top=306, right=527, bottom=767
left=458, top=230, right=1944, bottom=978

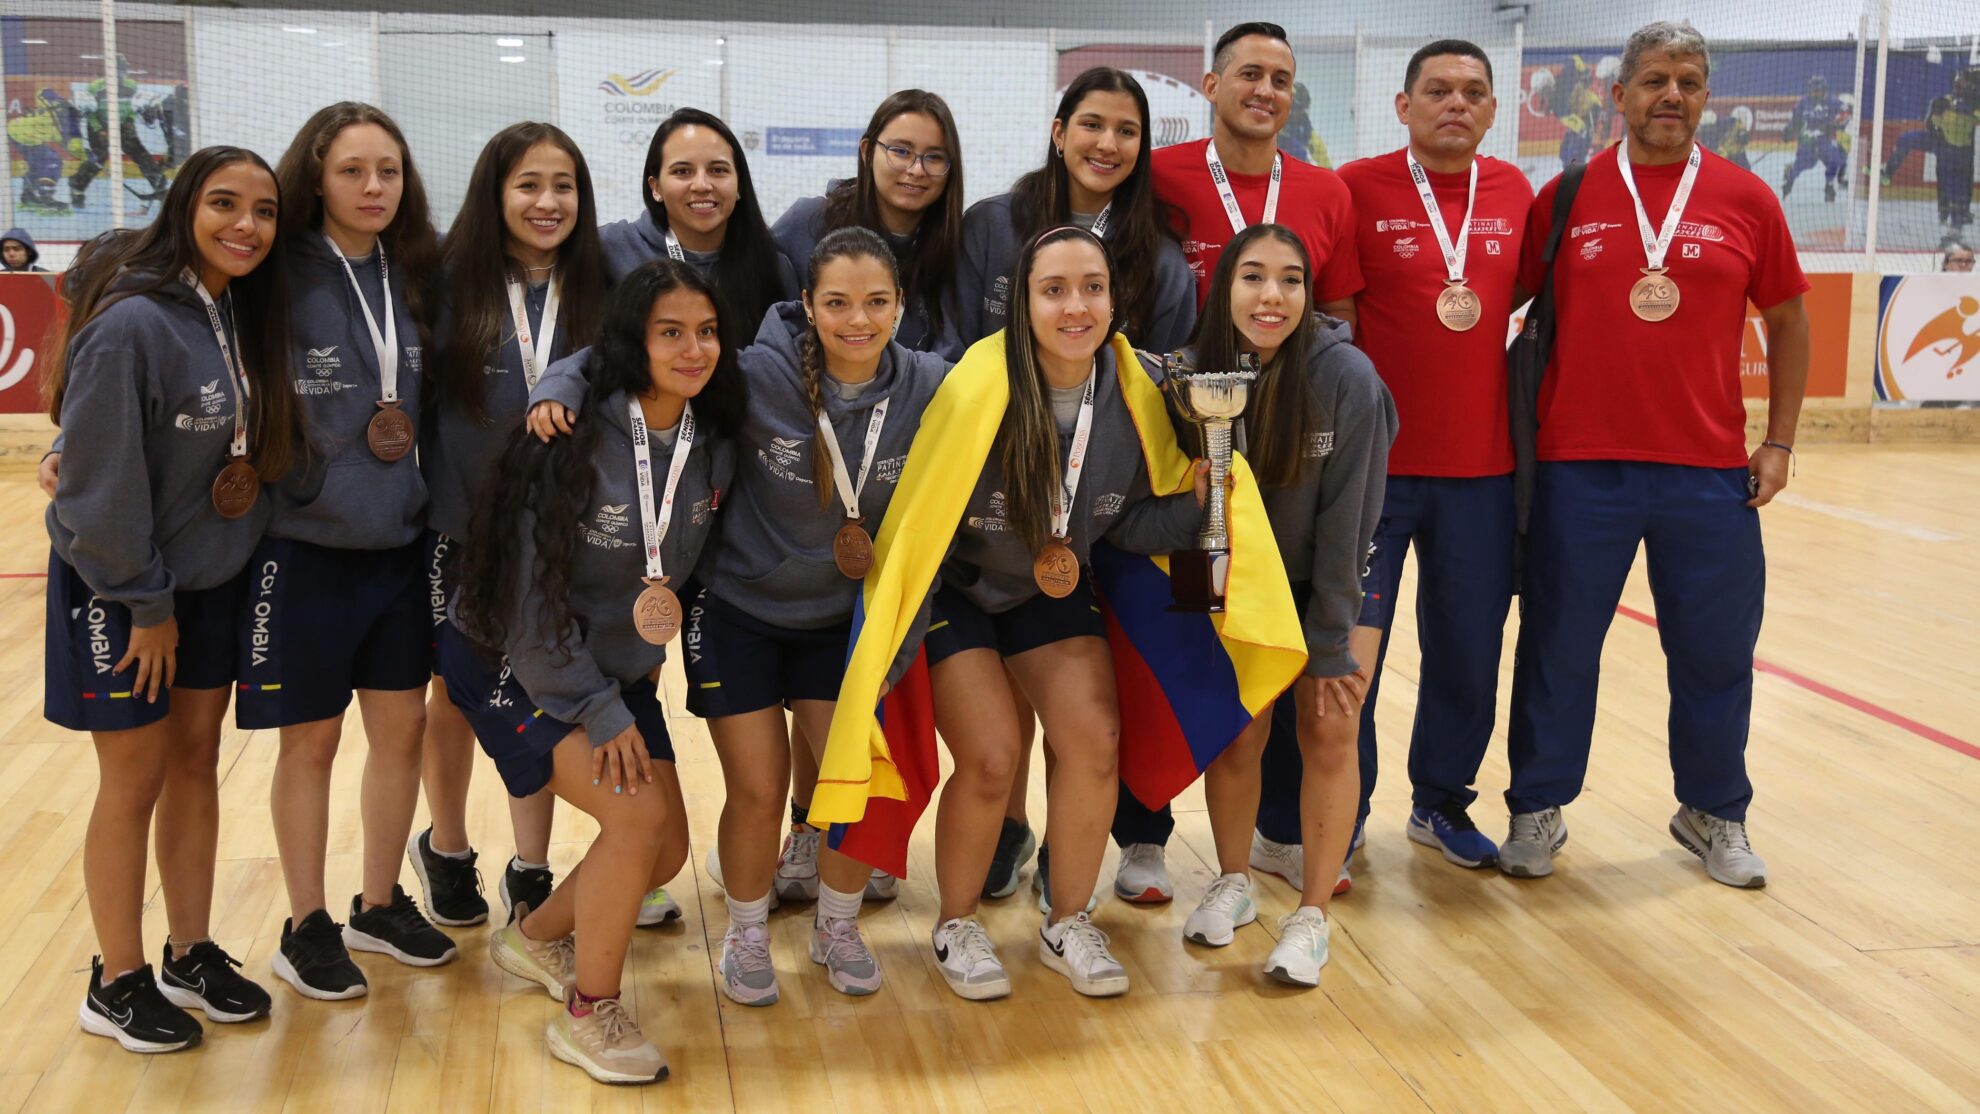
left=1164, top=351, right=1259, bottom=612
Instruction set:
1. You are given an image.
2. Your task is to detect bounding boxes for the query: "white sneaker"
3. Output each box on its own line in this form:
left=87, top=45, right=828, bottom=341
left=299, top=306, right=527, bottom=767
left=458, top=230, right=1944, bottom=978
left=1669, top=806, right=1768, bottom=889
left=864, top=868, right=899, bottom=901
left=1263, top=907, right=1330, bottom=987
left=931, top=917, right=1010, bottom=1001
left=1039, top=912, right=1129, bottom=998
left=636, top=887, right=681, bottom=927
left=705, top=847, right=778, bottom=910
left=776, top=827, right=821, bottom=902
left=1183, top=873, right=1257, bottom=947
left=1249, top=831, right=1303, bottom=887
left=1112, top=843, right=1174, bottom=903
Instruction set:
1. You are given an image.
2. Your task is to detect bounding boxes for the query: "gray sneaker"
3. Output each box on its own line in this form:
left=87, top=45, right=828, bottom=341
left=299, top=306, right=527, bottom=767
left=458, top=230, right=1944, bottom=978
left=1669, top=806, right=1768, bottom=889
left=1499, top=807, right=1568, bottom=878
left=809, top=917, right=883, bottom=996
left=718, top=923, right=779, bottom=1006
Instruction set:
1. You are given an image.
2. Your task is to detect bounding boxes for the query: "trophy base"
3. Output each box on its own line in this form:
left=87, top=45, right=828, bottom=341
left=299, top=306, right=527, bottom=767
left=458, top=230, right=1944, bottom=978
left=1168, top=548, right=1228, bottom=613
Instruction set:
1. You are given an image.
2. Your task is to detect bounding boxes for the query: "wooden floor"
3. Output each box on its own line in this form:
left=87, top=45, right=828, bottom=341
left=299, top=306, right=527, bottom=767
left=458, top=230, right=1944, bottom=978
left=1, top=444, right=1978, bottom=1113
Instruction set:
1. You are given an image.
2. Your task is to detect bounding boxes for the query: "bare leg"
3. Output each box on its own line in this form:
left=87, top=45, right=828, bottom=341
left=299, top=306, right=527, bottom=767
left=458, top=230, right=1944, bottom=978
left=272, top=714, right=345, bottom=922
left=154, top=686, right=232, bottom=952
left=1006, top=637, right=1119, bottom=923
left=788, top=717, right=818, bottom=816
left=1003, top=671, right=1037, bottom=824
left=791, top=700, right=871, bottom=896
left=706, top=707, right=790, bottom=907
left=1202, top=707, right=1273, bottom=876
left=929, top=649, right=1022, bottom=921
left=355, top=687, right=427, bottom=909
left=509, top=788, right=555, bottom=864
left=1298, top=627, right=1383, bottom=910
left=419, top=678, right=477, bottom=853
left=85, top=721, right=173, bottom=974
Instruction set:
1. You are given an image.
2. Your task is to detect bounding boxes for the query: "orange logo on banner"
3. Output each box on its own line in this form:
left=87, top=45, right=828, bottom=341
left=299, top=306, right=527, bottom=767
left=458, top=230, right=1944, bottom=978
left=1741, top=273, right=1849, bottom=399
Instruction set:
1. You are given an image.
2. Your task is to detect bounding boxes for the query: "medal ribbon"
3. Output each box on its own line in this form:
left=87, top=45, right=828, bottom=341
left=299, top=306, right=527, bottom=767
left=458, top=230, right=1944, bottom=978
left=183, top=269, right=250, bottom=459
left=504, top=271, right=561, bottom=389
left=1406, top=149, right=1479, bottom=284
left=817, top=396, right=890, bottom=521
left=627, top=398, right=697, bottom=582
left=322, top=234, right=399, bottom=404
left=1204, top=140, right=1281, bottom=234
left=1616, top=143, right=1703, bottom=271
left=1050, top=368, right=1098, bottom=542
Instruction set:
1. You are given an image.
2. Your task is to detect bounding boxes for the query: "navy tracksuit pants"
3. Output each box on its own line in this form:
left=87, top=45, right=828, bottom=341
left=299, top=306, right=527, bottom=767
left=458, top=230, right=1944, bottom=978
left=1110, top=474, right=1515, bottom=847
left=1507, top=461, right=1764, bottom=822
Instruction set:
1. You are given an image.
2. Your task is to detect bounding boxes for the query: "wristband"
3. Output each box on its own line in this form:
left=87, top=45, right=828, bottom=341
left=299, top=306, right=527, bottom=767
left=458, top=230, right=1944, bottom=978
left=1760, top=440, right=1795, bottom=476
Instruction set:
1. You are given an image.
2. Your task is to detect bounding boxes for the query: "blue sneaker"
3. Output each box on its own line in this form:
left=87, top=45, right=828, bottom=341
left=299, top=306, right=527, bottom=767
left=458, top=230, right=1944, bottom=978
left=1032, top=844, right=1098, bottom=916
left=1406, top=804, right=1500, bottom=869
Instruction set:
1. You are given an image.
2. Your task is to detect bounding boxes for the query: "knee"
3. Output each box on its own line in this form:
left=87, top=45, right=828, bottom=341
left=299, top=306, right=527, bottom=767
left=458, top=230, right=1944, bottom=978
left=97, top=761, right=168, bottom=810
left=606, top=794, right=669, bottom=860
left=1051, top=721, right=1120, bottom=783
left=165, top=732, right=223, bottom=783
left=650, top=813, right=689, bottom=886
left=1298, top=720, right=1357, bottom=772
left=955, top=742, right=1019, bottom=797
left=277, top=729, right=341, bottom=774
left=722, top=769, right=787, bottom=821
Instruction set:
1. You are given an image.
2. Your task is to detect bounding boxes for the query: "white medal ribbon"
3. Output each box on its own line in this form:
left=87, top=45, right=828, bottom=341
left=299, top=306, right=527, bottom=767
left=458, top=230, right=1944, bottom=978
left=322, top=234, right=399, bottom=404
left=627, top=398, right=697, bottom=582
left=1089, top=202, right=1112, bottom=238
left=1406, top=150, right=1478, bottom=284
left=1205, top=140, right=1281, bottom=234
left=183, top=269, right=249, bottom=458
left=1050, top=368, right=1098, bottom=541
left=663, top=228, right=686, bottom=263
left=504, top=271, right=561, bottom=389
left=816, top=396, right=890, bottom=521
left=1616, top=143, right=1703, bottom=272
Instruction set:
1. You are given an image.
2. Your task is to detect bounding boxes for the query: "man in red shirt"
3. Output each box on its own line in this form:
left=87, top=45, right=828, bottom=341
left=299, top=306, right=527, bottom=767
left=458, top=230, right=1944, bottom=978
left=1331, top=40, right=1533, bottom=879
left=1101, top=21, right=1367, bottom=906
left=1150, top=21, right=1363, bottom=320
left=1505, top=21, right=1809, bottom=888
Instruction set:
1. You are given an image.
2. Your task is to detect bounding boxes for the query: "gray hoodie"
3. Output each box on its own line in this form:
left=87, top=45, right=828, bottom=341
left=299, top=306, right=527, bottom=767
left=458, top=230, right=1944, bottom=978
left=423, top=275, right=568, bottom=542
left=473, top=389, right=736, bottom=746
left=1148, top=318, right=1398, bottom=677
left=708, top=300, right=950, bottom=630
left=770, top=190, right=962, bottom=358
left=47, top=280, right=269, bottom=626
left=598, top=209, right=799, bottom=295
left=942, top=342, right=1200, bottom=615
left=955, top=192, right=1198, bottom=355
left=272, top=233, right=427, bottom=550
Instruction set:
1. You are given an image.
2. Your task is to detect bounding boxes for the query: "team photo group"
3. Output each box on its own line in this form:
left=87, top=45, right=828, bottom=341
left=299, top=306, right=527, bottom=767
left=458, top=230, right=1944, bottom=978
left=40, top=15, right=1809, bottom=1087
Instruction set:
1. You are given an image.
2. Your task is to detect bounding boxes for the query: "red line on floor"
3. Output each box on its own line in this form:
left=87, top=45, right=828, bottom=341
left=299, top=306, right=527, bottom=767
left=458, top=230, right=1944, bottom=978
left=1614, top=604, right=1980, bottom=762
left=0, top=573, right=45, bottom=579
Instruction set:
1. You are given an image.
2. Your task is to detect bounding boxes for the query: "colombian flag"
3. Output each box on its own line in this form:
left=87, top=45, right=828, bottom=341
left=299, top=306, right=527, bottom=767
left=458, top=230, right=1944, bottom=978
left=814, top=330, right=1306, bottom=877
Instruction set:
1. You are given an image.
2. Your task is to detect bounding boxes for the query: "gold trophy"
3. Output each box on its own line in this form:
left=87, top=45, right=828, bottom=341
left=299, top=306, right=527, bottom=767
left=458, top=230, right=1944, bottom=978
left=1164, top=352, right=1258, bottom=612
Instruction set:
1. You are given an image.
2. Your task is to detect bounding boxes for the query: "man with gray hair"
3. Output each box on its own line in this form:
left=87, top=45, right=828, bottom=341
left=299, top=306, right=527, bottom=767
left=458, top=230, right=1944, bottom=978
left=1505, top=21, right=1810, bottom=888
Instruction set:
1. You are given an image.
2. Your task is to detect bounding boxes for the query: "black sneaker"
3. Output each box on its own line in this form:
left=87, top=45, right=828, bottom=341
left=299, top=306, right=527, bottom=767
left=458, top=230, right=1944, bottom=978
left=275, top=909, right=368, bottom=1000
left=79, top=957, right=202, bottom=1053
left=405, top=827, right=489, bottom=927
left=345, top=886, right=459, bottom=967
left=981, top=818, right=1037, bottom=900
left=159, top=940, right=272, bottom=1022
left=500, top=858, right=554, bottom=918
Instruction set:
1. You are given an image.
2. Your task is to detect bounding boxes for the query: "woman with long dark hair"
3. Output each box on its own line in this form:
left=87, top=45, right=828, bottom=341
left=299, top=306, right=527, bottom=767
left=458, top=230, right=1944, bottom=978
left=44, top=146, right=299, bottom=1051
left=1170, top=223, right=1395, bottom=987
left=686, top=227, right=948, bottom=1005
left=406, top=121, right=608, bottom=932
left=771, top=89, right=965, bottom=356
left=529, top=108, right=793, bottom=441
left=821, top=226, right=1205, bottom=1002
left=243, top=102, right=455, bottom=1003
left=956, top=67, right=1195, bottom=353
left=448, top=259, right=741, bottom=1084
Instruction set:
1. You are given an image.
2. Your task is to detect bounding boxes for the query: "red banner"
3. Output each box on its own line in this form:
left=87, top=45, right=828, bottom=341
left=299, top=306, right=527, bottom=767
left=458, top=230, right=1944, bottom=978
left=0, top=274, right=61, bottom=414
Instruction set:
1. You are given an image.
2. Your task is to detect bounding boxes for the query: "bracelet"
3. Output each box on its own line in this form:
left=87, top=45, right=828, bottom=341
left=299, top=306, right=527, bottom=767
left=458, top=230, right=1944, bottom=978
left=1760, top=440, right=1796, bottom=476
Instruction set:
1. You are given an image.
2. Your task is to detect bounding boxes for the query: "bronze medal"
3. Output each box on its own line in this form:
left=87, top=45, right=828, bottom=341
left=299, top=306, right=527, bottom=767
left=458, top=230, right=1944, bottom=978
left=1032, top=540, right=1080, bottom=599
left=633, top=578, right=681, bottom=646
left=1435, top=280, right=1481, bottom=332
left=1629, top=268, right=1680, bottom=322
left=211, top=458, right=260, bottom=519
left=367, top=400, right=414, bottom=461
left=833, top=518, right=874, bottom=580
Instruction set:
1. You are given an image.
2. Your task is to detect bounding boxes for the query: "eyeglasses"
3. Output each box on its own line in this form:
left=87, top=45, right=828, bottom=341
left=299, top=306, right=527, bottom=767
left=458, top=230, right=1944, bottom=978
left=878, top=142, right=951, bottom=179
left=1946, top=255, right=1975, bottom=272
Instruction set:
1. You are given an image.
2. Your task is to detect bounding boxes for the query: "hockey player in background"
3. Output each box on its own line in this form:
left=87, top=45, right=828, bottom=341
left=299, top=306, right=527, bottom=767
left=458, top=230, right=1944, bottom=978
left=1782, top=74, right=1848, bottom=202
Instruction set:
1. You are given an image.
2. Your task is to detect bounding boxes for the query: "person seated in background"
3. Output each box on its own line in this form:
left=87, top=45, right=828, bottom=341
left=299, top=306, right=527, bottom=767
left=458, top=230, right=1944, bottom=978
left=1943, top=241, right=1974, bottom=272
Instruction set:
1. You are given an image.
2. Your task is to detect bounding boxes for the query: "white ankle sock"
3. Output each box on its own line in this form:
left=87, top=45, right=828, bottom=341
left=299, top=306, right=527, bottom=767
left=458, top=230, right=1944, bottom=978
left=726, top=892, right=772, bottom=927
left=816, top=882, right=863, bottom=925
left=511, top=856, right=550, bottom=872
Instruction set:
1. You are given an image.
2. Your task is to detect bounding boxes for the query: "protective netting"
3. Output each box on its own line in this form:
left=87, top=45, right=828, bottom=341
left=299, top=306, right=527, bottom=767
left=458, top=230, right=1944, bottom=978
left=1, top=1, right=1973, bottom=267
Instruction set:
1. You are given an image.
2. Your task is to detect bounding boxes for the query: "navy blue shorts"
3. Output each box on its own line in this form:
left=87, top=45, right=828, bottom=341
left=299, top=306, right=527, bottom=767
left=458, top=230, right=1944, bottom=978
left=924, top=580, right=1105, bottom=667
left=44, top=552, right=243, bottom=732
left=234, top=535, right=430, bottom=729
left=435, top=619, right=675, bottom=798
left=422, top=529, right=459, bottom=674
left=682, top=587, right=850, bottom=718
